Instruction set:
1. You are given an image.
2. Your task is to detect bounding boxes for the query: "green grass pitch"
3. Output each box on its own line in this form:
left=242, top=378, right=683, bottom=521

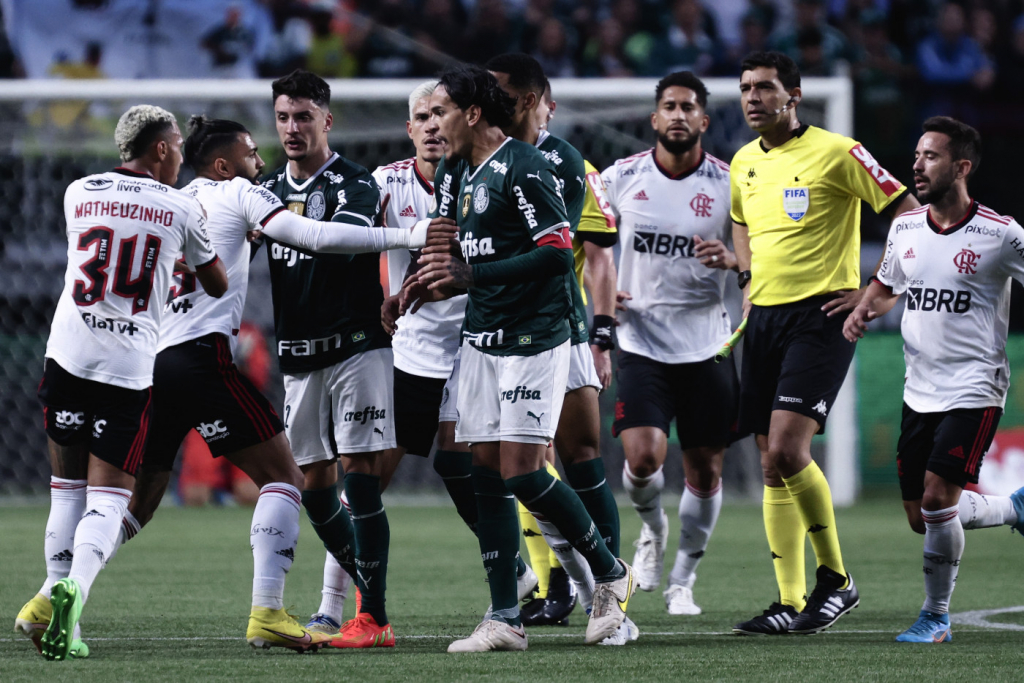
left=3, top=497, right=1024, bottom=682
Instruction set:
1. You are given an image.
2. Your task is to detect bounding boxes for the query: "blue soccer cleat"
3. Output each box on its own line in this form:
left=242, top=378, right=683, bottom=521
left=305, top=612, right=341, bottom=635
left=895, top=610, right=952, bottom=643
left=1009, top=486, right=1024, bottom=535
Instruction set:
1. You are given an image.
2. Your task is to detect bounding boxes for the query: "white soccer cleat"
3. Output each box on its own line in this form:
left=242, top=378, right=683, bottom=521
left=664, top=584, right=702, bottom=616
left=598, top=616, right=639, bottom=646
left=585, top=560, right=636, bottom=645
left=447, top=619, right=528, bottom=653
left=631, top=511, right=668, bottom=591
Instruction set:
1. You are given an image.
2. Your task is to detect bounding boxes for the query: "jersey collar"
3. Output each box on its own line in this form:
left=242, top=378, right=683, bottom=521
left=113, top=167, right=154, bottom=179
left=466, top=137, right=512, bottom=183
left=758, top=124, right=809, bottom=153
left=535, top=129, right=551, bottom=148
left=652, top=149, right=704, bottom=181
left=286, top=152, right=339, bottom=192
left=413, top=159, right=434, bottom=195
left=926, top=199, right=977, bottom=236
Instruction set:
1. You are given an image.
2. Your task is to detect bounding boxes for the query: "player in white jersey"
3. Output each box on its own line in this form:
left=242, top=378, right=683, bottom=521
left=17, top=105, right=228, bottom=661
left=96, top=115, right=429, bottom=651
left=601, top=72, right=740, bottom=616
left=846, top=117, right=1024, bottom=643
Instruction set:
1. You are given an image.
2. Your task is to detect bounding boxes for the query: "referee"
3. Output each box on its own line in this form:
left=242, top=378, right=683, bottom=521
left=729, top=52, right=919, bottom=635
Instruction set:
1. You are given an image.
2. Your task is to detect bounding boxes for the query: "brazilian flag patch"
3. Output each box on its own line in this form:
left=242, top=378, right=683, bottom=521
left=519, top=335, right=531, bottom=345
left=352, top=331, right=366, bottom=342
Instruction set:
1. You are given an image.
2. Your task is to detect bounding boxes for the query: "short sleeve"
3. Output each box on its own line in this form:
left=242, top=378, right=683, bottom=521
left=237, top=179, right=285, bottom=228
left=837, top=140, right=906, bottom=214
left=508, top=162, right=569, bottom=241
left=578, top=161, right=616, bottom=234
left=599, top=165, right=620, bottom=222
left=331, top=173, right=381, bottom=227
left=874, top=224, right=907, bottom=293
left=999, top=220, right=1024, bottom=285
left=729, top=164, right=745, bottom=225
left=183, top=198, right=219, bottom=269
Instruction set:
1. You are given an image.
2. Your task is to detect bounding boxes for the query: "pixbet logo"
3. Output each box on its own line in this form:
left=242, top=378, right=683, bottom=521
left=690, top=193, right=714, bottom=217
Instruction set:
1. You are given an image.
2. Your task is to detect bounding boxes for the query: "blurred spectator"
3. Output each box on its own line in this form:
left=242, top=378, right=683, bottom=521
left=773, top=0, right=850, bottom=71
left=459, top=0, right=522, bottom=65
left=580, top=17, right=635, bottom=76
left=533, top=17, right=576, bottom=76
left=349, top=0, right=423, bottom=78
left=969, top=6, right=998, bottom=59
left=45, top=43, right=105, bottom=129
left=724, top=10, right=772, bottom=72
left=796, top=26, right=832, bottom=75
left=258, top=0, right=312, bottom=78
left=306, top=2, right=357, bottom=77
left=851, top=10, right=913, bottom=165
left=610, top=0, right=657, bottom=76
left=648, top=0, right=719, bottom=76
left=997, top=15, right=1024, bottom=103
left=411, top=0, right=466, bottom=73
left=916, top=2, right=994, bottom=91
left=202, top=4, right=258, bottom=78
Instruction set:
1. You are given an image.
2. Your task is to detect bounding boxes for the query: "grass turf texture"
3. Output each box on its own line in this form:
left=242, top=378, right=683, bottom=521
left=2, top=498, right=1024, bottom=681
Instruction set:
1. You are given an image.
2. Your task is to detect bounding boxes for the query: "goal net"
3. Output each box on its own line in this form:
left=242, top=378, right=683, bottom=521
left=0, top=77, right=855, bottom=499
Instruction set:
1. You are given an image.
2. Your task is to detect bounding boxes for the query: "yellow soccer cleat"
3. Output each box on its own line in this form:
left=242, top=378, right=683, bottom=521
left=15, top=593, right=51, bottom=654
left=246, top=607, right=332, bottom=653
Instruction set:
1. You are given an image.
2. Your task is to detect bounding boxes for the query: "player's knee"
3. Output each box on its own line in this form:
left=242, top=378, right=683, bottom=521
left=628, top=453, right=661, bottom=478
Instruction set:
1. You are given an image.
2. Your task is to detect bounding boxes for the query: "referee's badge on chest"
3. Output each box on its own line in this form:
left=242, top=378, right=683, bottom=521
left=783, top=187, right=809, bottom=221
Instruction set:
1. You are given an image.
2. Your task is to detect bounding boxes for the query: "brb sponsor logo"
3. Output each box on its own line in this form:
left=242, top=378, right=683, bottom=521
left=633, top=230, right=697, bottom=258
left=198, top=419, right=230, bottom=441
left=345, top=405, right=386, bottom=425
left=460, top=231, right=495, bottom=259
left=907, top=287, right=972, bottom=313
left=500, top=385, right=541, bottom=404
left=54, top=410, right=85, bottom=429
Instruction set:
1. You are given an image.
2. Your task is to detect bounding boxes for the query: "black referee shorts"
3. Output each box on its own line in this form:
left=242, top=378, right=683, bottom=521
left=897, top=403, right=1002, bottom=500
left=738, top=294, right=856, bottom=437
left=393, top=367, right=446, bottom=457
left=143, top=333, right=283, bottom=473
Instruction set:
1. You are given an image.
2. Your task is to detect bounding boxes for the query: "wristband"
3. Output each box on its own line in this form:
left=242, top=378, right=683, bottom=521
left=590, top=314, right=615, bottom=351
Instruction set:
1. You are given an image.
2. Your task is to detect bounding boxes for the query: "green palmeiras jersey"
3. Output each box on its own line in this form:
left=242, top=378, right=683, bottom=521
left=432, top=137, right=573, bottom=357
left=262, top=153, right=388, bottom=373
left=536, top=130, right=589, bottom=344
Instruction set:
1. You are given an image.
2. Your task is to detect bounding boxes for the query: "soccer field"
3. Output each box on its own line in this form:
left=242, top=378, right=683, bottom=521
left=3, top=498, right=1023, bottom=682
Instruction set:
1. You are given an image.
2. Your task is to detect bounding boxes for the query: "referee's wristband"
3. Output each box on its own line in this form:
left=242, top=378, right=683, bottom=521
left=590, top=314, right=616, bottom=351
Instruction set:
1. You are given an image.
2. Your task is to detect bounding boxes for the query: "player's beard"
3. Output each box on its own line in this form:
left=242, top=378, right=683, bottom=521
left=658, top=130, right=700, bottom=156
left=916, top=167, right=957, bottom=205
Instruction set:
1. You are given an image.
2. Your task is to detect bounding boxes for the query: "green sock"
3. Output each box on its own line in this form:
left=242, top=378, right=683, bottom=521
left=506, top=467, right=622, bottom=582
left=343, top=473, right=389, bottom=626
left=565, top=458, right=620, bottom=557
left=434, top=450, right=478, bottom=534
left=472, top=466, right=521, bottom=627
left=301, top=485, right=356, bottom=580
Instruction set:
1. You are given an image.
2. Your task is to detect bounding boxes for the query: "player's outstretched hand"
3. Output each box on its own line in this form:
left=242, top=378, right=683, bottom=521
left=843, top=302, right=878, bottom=342
left=693, top=235, right=737, bottom=271
left=615, top=291, right=632, bottom=314
left=400, top=272, right=454, bottom=315
left=424, top=217, right=459, bottom=250
left=381, top=294, right=401, bottom=335
left=822, top=288, right=864, bottom=316
left=590, top=345, right=612, bottom=390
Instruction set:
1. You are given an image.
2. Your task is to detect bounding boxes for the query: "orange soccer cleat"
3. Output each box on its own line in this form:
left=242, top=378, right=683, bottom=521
left=329, top=613, right=395, bottom=649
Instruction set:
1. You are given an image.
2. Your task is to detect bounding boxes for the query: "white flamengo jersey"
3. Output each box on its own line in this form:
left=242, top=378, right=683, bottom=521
left=160, top=177, right=284, bottom=353
left=373, top=158, right=466, bottom=379
left=46, top=168, right=217, bottom=390
left=876, top=201, right=1024, bottom=412
left=602, top=149, right=732, bottom=364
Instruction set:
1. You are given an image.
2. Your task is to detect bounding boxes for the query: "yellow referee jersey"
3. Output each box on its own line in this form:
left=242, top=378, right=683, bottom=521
left=573, top=159, right=618, bottom=304
left=729, top=125, right=906, bottom=306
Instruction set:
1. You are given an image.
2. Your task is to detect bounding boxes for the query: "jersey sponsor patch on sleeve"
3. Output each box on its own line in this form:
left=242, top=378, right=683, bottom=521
left=849, top=144, right=901, bottom=197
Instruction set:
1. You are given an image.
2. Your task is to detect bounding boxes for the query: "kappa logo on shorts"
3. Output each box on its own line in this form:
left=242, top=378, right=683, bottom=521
left=813, top=400, right=828, bottom=415
left=345, top=405, right=386, bottom=425
left=777, top=396, right=803, bottom=404
left=500, top=385, right=541, bottom=404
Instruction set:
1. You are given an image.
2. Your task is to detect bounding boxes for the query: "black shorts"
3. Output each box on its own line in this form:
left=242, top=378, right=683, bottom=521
left=143, top=333, right=283, bottom=473
left=393, top=367, right=446, bottom=457
left=38, top=358, right=153, bottom=475
left=896, top=403, right=1002, bottom=500
left=612, top=351, right=740, bottom=449
left=739, top=295, right=856, bottom=436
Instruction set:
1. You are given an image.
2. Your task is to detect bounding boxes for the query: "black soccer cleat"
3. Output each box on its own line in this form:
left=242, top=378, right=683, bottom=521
left=788, top=566, right=860, bottom=635
left=732, top=601, right=799, bottom=635
left=520, top=597, right=547, bottom=626
left=521, top=568, right=577, bottom=626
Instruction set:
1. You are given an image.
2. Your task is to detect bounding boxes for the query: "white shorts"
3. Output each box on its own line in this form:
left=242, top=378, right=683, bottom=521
left=456, top=340, right=570, bottom=445
left=566, top=342, right=602, bottom=393
left=438, top=349, right=461, bottom=424
left=283, top=348, right=397, bottom=466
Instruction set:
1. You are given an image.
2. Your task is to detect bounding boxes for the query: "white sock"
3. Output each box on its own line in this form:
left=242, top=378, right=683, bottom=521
left=69, top=486, right=131, bottom=604
left=922, top=506, right=964, bottom=615
left=959, top=490, right=1016, bottom=529
left=40, top=477, right=87, bottom=596
left=535, top=515, right=595, bottom=610
left=669, top=481, right=723, bottom=589
left=250, top=483, right=301, bottom=611
left=104, top=509, right=141, bottom=564
left=622, top=463, right=665, bottom=534
left=318, top=552, right=352, bottom=624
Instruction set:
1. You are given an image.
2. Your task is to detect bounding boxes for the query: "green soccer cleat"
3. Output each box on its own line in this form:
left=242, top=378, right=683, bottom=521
left=40, top=578, right=83, bottom=661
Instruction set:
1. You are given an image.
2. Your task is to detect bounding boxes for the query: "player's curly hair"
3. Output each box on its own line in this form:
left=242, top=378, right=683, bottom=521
left=740, top=51, right=801, bottom=91
left=437, top=64, right=517, bottom=130
left=272, top=69, right=331, bottom=108
left=183, top=115, right=249, bottom=170
left=114, top=105, right=177, bottom=163
left=485, top=53, right=548, bottom=95
left=923, top=116, right=982, bottom=178
left=655, top=71, right=709, bottom=108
